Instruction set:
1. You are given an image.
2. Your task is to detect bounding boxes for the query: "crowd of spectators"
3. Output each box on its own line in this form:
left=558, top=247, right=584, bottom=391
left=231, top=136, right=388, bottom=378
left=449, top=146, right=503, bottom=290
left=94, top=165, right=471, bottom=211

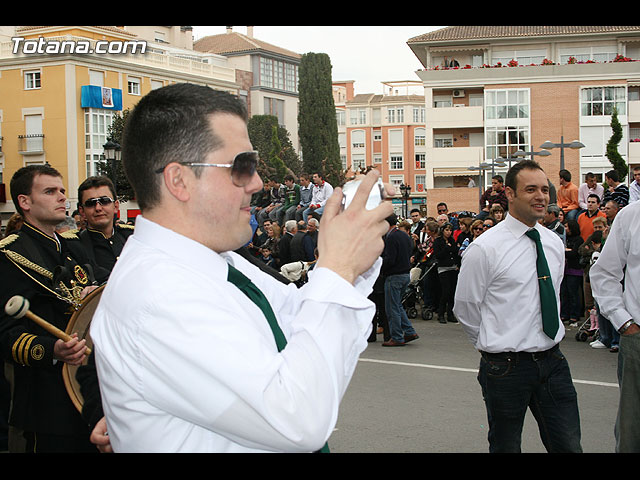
left=245, top=166, right=635, bottom=353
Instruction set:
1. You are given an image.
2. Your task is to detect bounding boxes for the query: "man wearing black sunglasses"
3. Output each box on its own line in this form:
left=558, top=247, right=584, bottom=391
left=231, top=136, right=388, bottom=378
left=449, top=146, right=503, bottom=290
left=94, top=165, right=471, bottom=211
left=90, top=83, right=394, bottom=453
left=77, top=176, right=134, bottom=278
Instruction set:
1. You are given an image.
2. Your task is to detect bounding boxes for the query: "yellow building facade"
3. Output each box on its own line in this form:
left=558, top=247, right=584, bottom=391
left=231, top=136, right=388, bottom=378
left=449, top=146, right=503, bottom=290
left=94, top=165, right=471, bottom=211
left=0, top=25, right=239, bottom=224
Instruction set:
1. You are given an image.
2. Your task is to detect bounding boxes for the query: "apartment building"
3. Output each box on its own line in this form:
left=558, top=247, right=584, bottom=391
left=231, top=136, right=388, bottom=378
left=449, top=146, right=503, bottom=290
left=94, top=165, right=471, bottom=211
left=193, top=26, right=302, bottom=154
left=337, top=80, right=429, bottom=216
left=406, top=25, right=640, bottom=214
left=0, top=25, right=239, bottom=224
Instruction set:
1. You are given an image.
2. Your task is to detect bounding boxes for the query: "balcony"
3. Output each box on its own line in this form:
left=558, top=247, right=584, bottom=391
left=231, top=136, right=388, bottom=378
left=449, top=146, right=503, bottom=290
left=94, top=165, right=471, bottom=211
left=426, top=105, right=484, bottom=128
left=416, top=61, right=640, bottom=88
left=430, top=145, right=484, bottom=171
left=629, top=100, right=640, bottom=123
left=630, top=141, right=640, bottom=165
left=18, top=134, right=45, bottom=155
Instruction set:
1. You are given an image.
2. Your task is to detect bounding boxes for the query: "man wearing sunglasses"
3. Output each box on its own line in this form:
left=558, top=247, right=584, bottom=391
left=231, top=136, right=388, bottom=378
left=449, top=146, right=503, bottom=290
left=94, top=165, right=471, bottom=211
left=77, top=176, right=134, bottom=279
left=90, top=83, right=394, bottom=453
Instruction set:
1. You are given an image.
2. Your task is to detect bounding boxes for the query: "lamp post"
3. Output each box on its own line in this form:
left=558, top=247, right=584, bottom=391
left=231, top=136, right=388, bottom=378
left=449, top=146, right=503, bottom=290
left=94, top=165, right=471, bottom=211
left=539, top=137, right=584, bottom=170
left=102, top=140, right=121, bottom=188
left=399, top=183, right=411, bottom=218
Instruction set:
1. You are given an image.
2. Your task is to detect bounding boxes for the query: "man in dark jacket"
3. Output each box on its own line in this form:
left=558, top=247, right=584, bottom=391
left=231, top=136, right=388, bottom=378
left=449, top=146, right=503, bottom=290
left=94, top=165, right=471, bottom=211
left=381, top=214, right=419, bottom=346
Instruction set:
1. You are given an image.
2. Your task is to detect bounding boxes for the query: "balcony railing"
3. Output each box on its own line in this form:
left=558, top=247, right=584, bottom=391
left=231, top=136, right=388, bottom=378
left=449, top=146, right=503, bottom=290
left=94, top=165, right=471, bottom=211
left=18, top=134, right=44, bottom=155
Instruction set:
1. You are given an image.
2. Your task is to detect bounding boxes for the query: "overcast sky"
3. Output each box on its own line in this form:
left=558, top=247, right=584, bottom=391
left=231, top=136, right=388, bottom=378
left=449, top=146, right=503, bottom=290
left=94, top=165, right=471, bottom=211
left=191, top=26, right=446, bottom=95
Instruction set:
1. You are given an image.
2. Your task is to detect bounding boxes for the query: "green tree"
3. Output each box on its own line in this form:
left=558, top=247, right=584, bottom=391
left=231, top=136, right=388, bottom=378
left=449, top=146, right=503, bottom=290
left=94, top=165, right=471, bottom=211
left=297, top=52, right=344, bottom=187
left=97, top=109, right=135, bottom=201
left=606, top=107, right=628, bottom=182
left=247, top=115, right=300, bottom=181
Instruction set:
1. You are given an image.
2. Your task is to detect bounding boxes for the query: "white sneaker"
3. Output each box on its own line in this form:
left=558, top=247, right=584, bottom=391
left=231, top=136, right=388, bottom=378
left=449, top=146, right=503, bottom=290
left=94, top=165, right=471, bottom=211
left=590, top=340, right=607, bottom=349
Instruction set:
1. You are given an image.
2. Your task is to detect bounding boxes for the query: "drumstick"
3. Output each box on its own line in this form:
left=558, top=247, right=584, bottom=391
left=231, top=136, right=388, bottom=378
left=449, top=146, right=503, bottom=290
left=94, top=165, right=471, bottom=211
left=4, top=295, right=92, bottom=355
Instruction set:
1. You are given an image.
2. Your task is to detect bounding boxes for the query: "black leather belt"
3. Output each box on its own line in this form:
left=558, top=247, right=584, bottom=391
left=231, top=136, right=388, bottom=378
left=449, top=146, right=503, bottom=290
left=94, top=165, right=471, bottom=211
left=480, top=344, right=559, bottom=361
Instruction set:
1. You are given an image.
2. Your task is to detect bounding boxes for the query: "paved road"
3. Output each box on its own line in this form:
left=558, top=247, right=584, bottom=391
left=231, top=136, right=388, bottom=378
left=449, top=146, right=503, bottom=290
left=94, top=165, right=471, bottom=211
left=328, top=315, right=620, bottom=453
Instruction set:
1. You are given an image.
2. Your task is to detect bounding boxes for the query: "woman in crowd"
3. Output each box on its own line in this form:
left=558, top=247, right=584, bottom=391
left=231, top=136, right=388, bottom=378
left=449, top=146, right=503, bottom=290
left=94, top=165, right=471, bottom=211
left=561, top=219, right=584, bottom=326
left=259, top=222, right=281, bottom=268
left=453, top=217, right=473, bottom=245
left=459, top=219, right=484, bottom=257
left=432, top=222, right=460, bottom=324
left=489, top=204, right=505, bottom=223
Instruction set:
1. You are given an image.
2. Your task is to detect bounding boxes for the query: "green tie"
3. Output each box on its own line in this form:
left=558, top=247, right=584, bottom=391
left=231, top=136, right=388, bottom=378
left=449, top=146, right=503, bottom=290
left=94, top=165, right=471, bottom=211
left=524, top=229, right=559, bottom=339
left=226, top=263, right=330, bottom=453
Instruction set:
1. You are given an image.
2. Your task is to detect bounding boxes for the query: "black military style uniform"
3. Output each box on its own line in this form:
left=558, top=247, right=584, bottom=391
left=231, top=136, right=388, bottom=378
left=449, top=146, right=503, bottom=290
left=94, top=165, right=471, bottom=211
left=74, top=222, right=133, bottom=432
left=78, top=223, right=134, bottom=282
left=0, top=222, right=105, bottom=452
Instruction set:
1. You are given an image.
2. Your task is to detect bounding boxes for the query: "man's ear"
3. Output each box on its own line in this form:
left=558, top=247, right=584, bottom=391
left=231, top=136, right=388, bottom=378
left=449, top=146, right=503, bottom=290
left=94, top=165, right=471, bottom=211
left=162, top=163, right=191, bottom=203
left=505, top=186, right=515, bottom=202
left=17, top=194, right=31, bottom=214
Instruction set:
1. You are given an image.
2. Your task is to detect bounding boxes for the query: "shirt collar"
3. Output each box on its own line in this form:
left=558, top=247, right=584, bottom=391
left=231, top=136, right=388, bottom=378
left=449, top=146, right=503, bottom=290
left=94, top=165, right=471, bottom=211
left=133, top=215, right=229, bottom=281
left=504, top=212, right=543, bottom=239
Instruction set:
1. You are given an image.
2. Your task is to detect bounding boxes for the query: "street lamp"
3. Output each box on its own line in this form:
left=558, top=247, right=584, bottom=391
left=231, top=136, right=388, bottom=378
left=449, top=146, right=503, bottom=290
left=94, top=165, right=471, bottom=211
left=539, top=137, right=584, bottom=170
left=399, top=183, right=411, bottom=218
left=102, top=140, right=121, bottom=187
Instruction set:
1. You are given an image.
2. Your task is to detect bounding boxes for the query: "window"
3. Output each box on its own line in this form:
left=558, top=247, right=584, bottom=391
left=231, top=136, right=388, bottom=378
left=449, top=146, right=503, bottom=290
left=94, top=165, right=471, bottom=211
left=264, top=97, right=285, bottom=125
left=336, top=109, right=346, bottom=126
left=373, top=154, right=382, bottom=164
left=260, top=57, right=298, bottom=93
left=413, top=106, right=425, bottom=123
left=581, top=87, right=626, bottom=116
left=350, top=108, right=367, bottom=125
left=352, top=154, right=366, bottom=171
left=415, top=174, right=426, bottom=192
left=433, top=95, right=452, bottom=108
left=127, top=77, right=141, bottom=95
left=434, top=134, right=453, bottom=148
left=485, top=126, right=529, bottom=160
left=24, top=70, right=41, bottom=89
left=388, top=107, right=404, bottom=123
left=388, top=175, right=404, bottom=189
left=390, top=154, right=404, bottom=170
left=492, top=49, right=546, bottom=65
left=373, top=130, right=382, bottom=141
left=351, top=130, right=365, bottom=149
left=485, top=89, right=529, bottom=120
left=84, top=108, right=115, bottom=176
left=559, top=46, right=617, bottom=64
left=415, top=153, right=426, bottom=169
left=414, top=128, right=426, bottom=146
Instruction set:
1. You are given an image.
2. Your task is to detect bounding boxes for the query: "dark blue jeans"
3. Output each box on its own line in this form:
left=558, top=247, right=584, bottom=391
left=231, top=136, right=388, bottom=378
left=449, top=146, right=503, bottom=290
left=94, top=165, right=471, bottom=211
left=477, top=346, right=582, bottom=453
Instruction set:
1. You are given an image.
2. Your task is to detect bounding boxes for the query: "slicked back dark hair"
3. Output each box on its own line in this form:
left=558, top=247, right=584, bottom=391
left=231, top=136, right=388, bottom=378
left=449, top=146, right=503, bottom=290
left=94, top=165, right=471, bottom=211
left=121, top=83, right=248, bottom=211
left=10, top=164, right=63, bottom=215
left=505, top=159, right=545, bottom=193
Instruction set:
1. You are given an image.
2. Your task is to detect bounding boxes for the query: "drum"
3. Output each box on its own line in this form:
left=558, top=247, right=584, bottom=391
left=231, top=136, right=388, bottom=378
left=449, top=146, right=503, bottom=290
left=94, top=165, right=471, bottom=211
left=62, top=285, right=105, bottom=412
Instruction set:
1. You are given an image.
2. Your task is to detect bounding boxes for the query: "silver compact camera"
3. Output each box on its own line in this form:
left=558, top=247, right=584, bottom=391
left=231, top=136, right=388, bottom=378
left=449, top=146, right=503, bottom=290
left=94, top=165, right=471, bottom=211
left=341, top=177, right=386, bottom=211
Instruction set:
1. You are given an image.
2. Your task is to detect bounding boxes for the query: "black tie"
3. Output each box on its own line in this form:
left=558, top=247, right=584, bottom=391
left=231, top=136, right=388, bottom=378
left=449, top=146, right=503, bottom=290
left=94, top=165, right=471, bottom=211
left=524, top=229, right=560, bottom=339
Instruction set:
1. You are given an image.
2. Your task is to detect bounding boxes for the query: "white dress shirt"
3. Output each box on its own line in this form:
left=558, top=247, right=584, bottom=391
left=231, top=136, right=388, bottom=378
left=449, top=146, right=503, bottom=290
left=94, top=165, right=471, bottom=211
left=578, top=182, right=605, bottom=210
left=590, top=200, right=640, bottom=330
left=453, top=213, right=566, bottom=353
left=629, top=180, right=640, bottom=204
left=310, top=181, right=334, bottom=208
left=91, top=215, right=378, bottom=452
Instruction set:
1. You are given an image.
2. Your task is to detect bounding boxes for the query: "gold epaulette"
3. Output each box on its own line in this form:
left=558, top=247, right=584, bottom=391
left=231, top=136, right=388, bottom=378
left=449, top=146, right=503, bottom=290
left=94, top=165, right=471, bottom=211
left=59, top=229, right=80, bottom=240
left=116, top=223, right=134, bottom=230
left=0, top=233, right=19, bottom=249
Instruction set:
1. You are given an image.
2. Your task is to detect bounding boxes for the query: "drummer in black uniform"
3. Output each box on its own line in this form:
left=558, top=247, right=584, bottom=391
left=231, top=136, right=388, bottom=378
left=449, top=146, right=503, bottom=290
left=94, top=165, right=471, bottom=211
left=0, top=165, right=104, bottom=452
left=74, top=175, right=134, bottom=453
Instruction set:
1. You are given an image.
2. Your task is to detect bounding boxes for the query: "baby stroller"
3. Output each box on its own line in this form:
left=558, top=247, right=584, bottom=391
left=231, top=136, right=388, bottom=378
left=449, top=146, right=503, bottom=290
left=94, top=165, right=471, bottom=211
left=402, top=255, right=437, bottom=320
left=575, top=307, right=599, bottom=342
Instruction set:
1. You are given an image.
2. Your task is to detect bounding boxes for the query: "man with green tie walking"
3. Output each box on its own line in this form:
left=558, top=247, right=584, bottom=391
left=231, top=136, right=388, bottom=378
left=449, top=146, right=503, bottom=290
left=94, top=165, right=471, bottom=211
left=454, top=160, right=582, bottom=453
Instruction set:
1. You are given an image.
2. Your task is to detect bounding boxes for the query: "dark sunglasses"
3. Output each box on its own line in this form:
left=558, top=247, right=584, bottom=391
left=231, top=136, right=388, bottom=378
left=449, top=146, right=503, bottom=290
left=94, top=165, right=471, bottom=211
left=83, top=196, right=114, bottom=208
left=155, top=150, right=259, bottom=187
left=483, top=223, right=493, bottom=229
left=473, top=226, right=483, bottom=231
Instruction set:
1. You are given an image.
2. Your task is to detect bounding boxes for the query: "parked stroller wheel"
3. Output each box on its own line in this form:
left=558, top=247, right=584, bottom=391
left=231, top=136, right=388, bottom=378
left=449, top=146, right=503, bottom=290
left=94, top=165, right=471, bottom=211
left=422, top=309, right=433, bottom=320
left=407, top=307, right=418, bottom=319
left=575, top=331, right=589, bottom=342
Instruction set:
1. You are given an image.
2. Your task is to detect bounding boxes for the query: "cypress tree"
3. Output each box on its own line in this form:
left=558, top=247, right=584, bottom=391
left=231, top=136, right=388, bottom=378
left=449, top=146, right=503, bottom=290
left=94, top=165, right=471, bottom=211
left=298, top=52, right=343, bottom=187
left=606, top=107, right=628, bottom=182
